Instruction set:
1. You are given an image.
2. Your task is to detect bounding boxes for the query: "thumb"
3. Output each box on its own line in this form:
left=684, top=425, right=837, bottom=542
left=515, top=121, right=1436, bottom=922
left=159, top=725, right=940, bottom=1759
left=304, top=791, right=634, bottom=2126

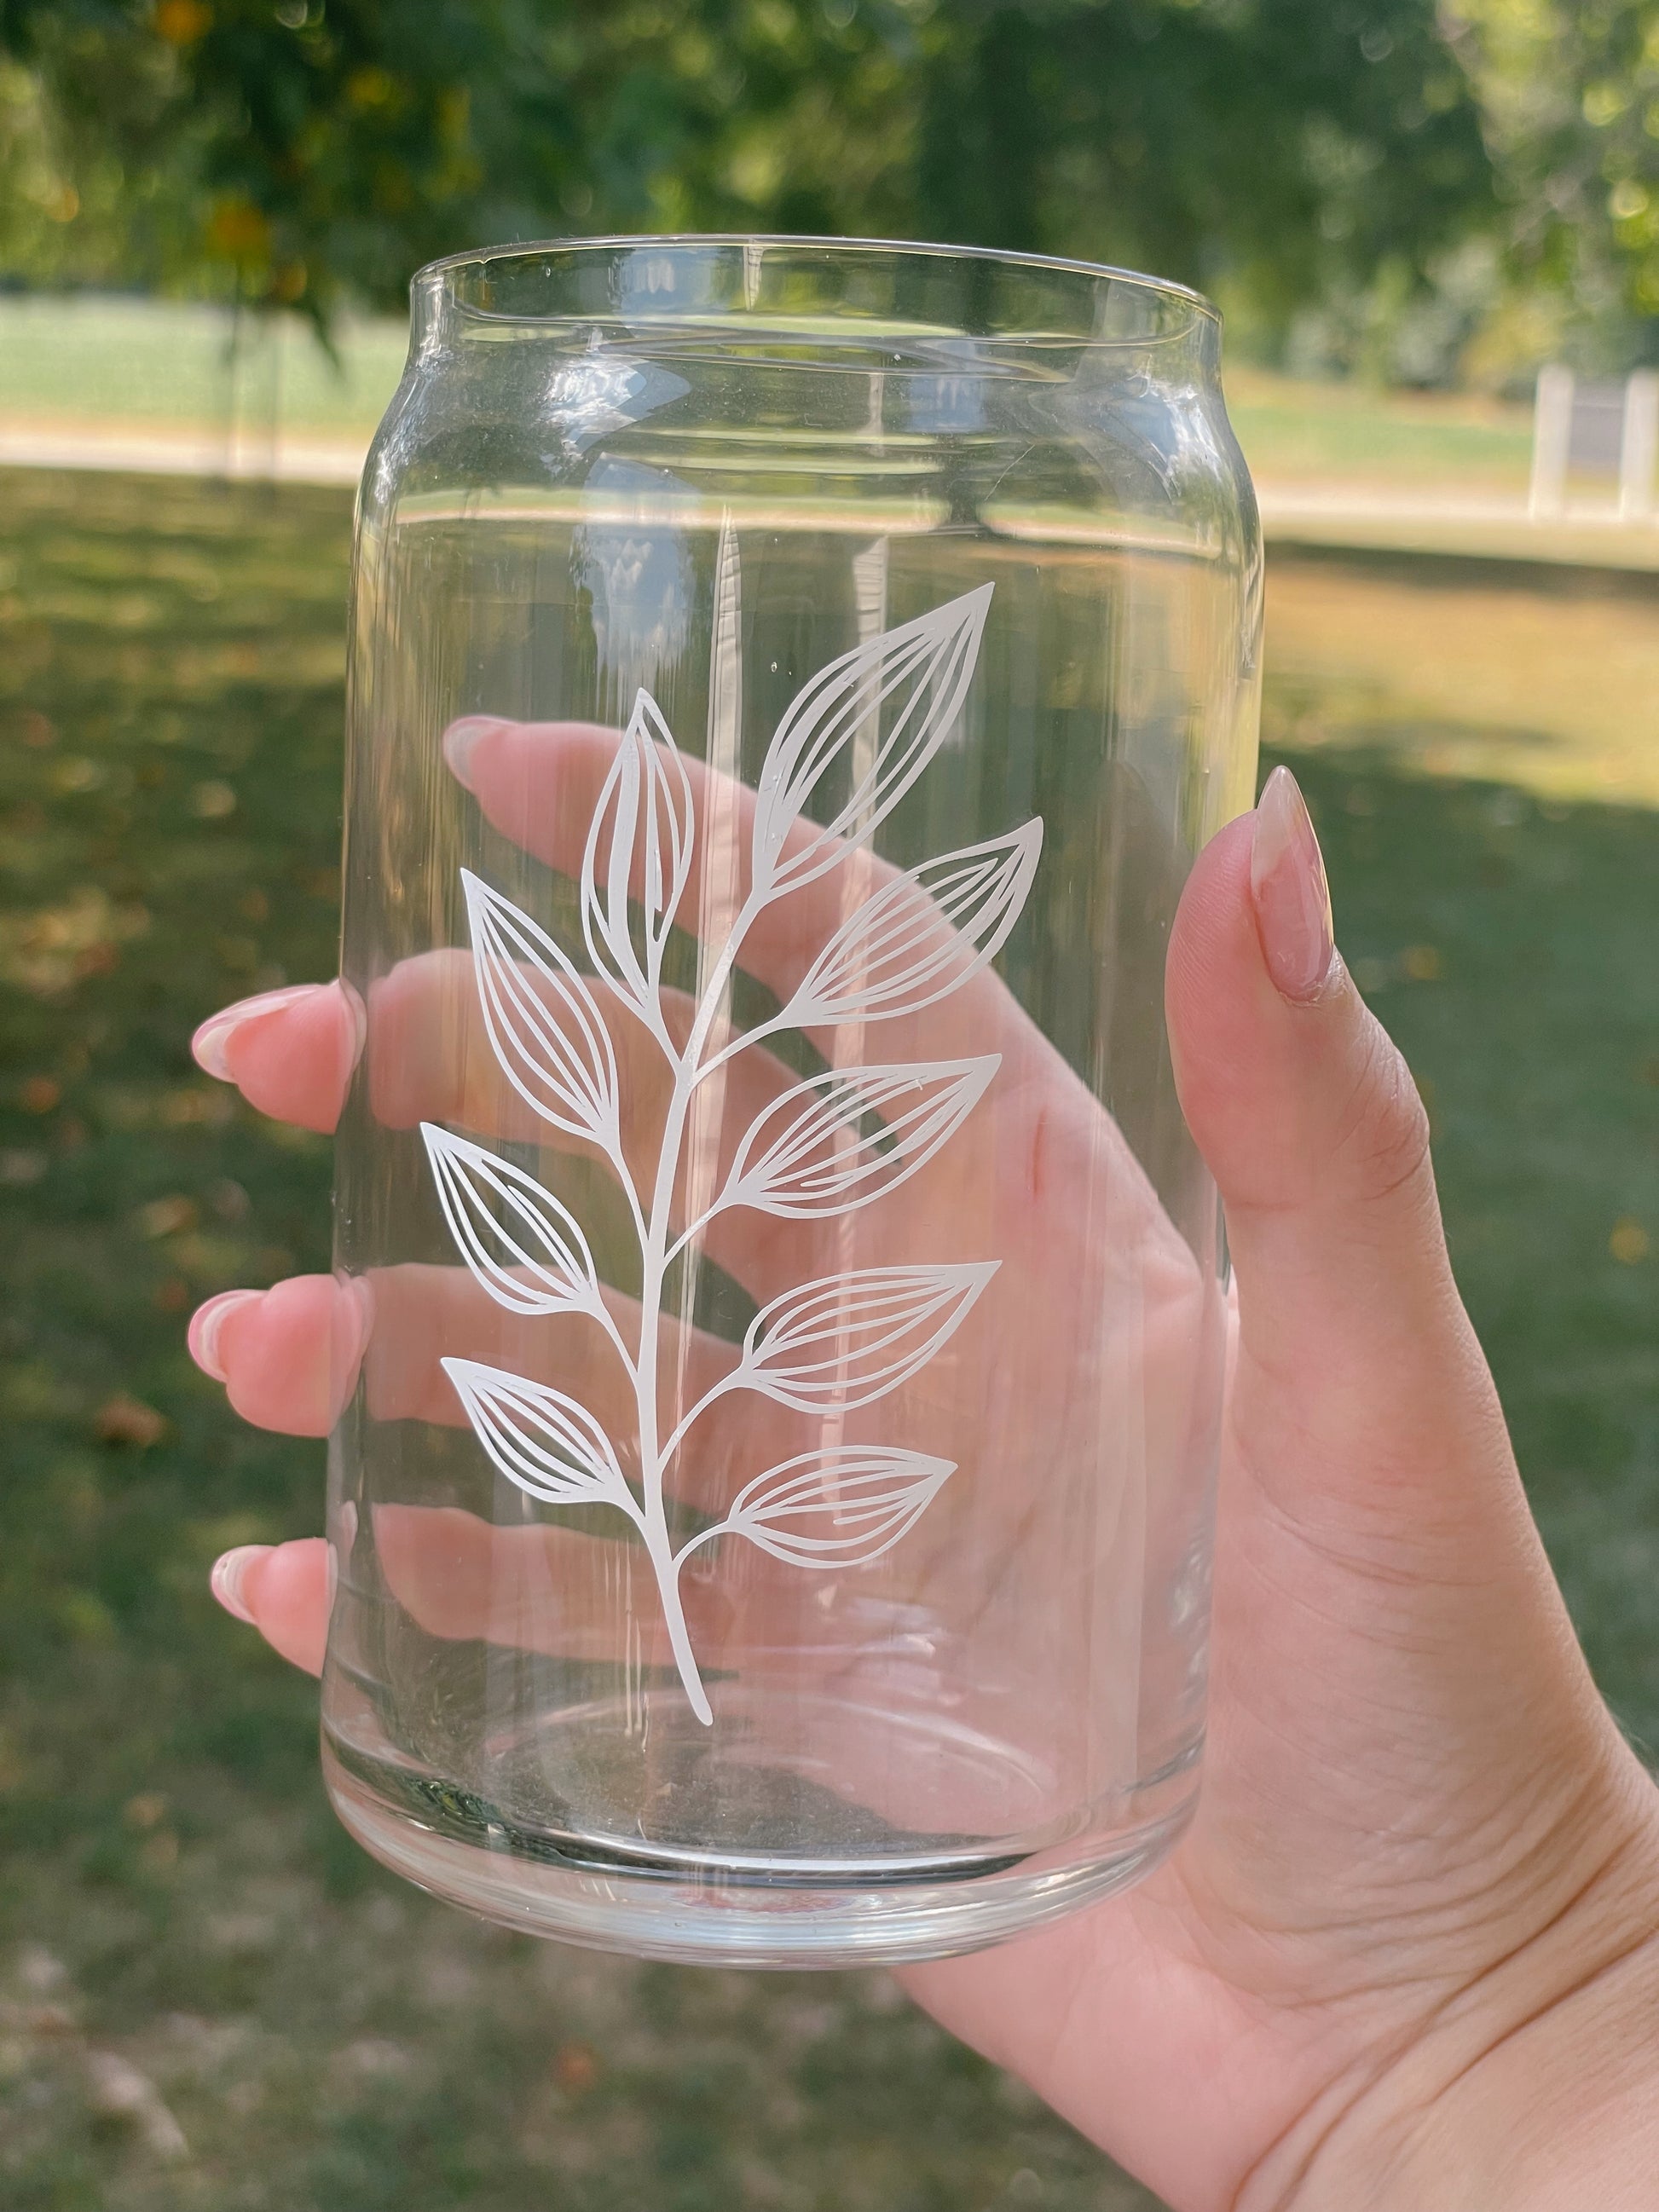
left=1166, top=765, right=1516, bottom=1553
left=1162, top=771, right=1654, bottom=2004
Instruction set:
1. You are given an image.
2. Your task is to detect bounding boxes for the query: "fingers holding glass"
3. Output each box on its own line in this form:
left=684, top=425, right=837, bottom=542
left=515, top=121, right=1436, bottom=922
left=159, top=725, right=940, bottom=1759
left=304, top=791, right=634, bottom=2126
left=186, top=1262, right=825, bottom=1517
left=445, top=713, right=1050, bottom=1071
left=211, top=1505, right=824, bottom=1686
left=194, top=705, right=1197, bottom=1750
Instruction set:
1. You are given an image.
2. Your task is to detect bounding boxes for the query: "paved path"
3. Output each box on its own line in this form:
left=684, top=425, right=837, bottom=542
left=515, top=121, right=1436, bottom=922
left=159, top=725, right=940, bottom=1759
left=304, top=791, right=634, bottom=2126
left=0, top=417, right=366, bottom=487
left=3, top=414, right=1658, bottom=572
left=1257, top=484, right=1659, bottom=572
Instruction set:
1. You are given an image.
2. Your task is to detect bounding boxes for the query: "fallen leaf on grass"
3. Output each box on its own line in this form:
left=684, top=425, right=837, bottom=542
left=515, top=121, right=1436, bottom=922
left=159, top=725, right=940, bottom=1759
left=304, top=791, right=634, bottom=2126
left=95, top=1395, right=170, bottom=1447
left=84, top=2049, right=189, bottom=2159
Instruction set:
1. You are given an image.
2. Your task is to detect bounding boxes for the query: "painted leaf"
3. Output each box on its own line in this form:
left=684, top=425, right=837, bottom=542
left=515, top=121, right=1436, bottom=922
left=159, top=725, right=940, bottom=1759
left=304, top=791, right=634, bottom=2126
left=737, top=1262, right=997, bottom=1412
left=778, top=822, right=1042, bottom=1030
left=581, top=689, right=694, bottom=1034
left=433, top=592, right=1039, bottom=1726
left=442, top=1358, right=633, bottom=1511
left=711, top=1057, right=998, bottom=1223
left=461, top=870, right=621, bottom=1151
left=721, top=1446, right=954, bottom=1568
left=421, top=1123, right=598, bottom=1316
left=750, top=583, right=992, bottom=897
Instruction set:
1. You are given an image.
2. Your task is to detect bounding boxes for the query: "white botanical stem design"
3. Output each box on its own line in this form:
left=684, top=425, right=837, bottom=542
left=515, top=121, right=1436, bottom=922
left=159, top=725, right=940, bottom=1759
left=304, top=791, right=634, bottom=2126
left=428, top=582, right=1042, bottom=1724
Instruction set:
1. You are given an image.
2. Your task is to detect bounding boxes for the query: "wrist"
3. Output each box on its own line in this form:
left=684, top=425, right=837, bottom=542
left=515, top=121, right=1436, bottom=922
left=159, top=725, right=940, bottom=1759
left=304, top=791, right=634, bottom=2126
left=1255, top=1755, right=1659, bottom=2212
left=1396, top=1944, right=1659, bottom=2209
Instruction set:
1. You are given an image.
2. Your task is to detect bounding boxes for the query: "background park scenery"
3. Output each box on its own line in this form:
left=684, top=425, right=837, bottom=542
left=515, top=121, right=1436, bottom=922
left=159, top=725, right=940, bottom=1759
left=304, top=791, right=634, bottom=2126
left=2, top=4, right=1658, bottom=2209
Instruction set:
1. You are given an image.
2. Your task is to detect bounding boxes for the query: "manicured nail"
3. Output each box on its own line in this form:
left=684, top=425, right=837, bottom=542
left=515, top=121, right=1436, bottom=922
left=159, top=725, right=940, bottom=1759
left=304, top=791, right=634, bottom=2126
left=334, top=1273, right=375, bottom=1384
left=191, top=984, right=320, bottom=1083
left=340, top=979, right=367, bottom=1072
left=188, top=1288, right=263, bottom=1381
left=211, top=1545, right=270, bottom=1626
left=1251, top=765, right=1336, bottom=1002
left=442, top=716, right=506, bottom=792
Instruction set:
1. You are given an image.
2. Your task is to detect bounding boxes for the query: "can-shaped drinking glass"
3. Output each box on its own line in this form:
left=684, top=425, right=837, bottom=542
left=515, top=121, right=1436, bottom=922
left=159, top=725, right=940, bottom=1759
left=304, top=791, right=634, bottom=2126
left=324, top=235, right=1261, bottom=1967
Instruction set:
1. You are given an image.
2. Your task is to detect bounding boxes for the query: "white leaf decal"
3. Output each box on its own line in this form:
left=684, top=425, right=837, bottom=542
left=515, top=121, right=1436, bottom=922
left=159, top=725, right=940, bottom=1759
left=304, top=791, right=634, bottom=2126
left=737, top=1262, right=997, bottom=1412
left=751, top=584, right=992, bottom=897
left=461, top=869, right=621, bottom=1152
left=779, top=822, right=1042, bottom=1030
left=421, top=1123, right=598, bottom=1316
left=711, top=1057, right=998, bottom=1223
left=721, top=1447, right=955, bottom=1568
left=432, top=586, right=1026, bottom=1726
left=581, top=689, right=694, bottom=1037
left=442, top=1358, right=634, bottom=1512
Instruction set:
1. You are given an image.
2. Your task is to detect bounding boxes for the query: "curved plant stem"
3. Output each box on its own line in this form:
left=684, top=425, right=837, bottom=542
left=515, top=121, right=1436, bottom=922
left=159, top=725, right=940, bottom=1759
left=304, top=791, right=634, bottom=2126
left=627, top=887, right=772, bottom=1725
left=646, top=1518, right=711, bottom=1727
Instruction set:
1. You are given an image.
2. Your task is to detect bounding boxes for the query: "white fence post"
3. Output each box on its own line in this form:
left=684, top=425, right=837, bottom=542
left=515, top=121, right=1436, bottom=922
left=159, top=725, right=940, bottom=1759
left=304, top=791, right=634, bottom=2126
left=1619, top=370, right=1659, bottom=520
left=1529, top=363, right=1574, bottom=518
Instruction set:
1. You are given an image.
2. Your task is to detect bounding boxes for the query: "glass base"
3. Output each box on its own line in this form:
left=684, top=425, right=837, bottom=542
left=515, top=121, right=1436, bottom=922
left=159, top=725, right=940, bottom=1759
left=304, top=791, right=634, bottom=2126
left=321, top=1695, right=1199, bottom=1968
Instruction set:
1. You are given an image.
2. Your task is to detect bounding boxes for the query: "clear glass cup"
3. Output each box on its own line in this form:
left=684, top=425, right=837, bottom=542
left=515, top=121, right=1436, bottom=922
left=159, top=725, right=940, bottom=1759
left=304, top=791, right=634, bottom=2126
left=323, top=235, right=1261, bottom=1966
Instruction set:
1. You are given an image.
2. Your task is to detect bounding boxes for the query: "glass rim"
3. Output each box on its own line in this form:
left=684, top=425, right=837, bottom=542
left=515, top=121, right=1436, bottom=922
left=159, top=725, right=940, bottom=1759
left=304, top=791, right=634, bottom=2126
left=413, top=231, right=1221, bottom=338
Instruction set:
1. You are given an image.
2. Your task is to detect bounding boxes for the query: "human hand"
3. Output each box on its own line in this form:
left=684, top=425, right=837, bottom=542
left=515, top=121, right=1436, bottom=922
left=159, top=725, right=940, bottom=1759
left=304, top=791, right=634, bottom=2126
left=189, top=754, right=1659, bottom=2209
left=190, top=709, right=1213, bottom=1791
left=907, top=767, right=1659, bottom=2209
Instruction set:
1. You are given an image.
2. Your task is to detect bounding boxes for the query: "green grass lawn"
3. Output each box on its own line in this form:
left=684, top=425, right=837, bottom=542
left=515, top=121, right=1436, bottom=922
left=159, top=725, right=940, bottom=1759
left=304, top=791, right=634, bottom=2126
left=1225, top=366, right=1535, bottom=494
left=0, top=300, right=405, bottom=439
left=0, top=297, right=1543, bottom=498
left=1, top=470, right=1656, bottom=2209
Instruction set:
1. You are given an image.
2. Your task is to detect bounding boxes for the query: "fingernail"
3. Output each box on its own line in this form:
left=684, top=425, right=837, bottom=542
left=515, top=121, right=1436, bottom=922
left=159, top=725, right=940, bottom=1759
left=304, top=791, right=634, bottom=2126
left=1251, top=765, right=1336, bottom=1002
left=188, top=1288, right=263, bottom=1381
left=333, top=1273, right=375, bottom=1385
left=442, top=716, right=505, bottom=792
left=211, top=1544, right=270, bottom=1626
left=192, top=984, right=320, bottom=1083
left=340, top=979, right=367, bottom=1072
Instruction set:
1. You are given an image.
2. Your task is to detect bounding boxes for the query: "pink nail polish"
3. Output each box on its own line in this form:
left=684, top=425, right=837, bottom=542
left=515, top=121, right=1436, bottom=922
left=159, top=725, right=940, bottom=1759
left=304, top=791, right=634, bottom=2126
left=344, top=1273, right=375, bottom=1360
left=340, top=979, right=368, bottom=1072
left=191, top=983, right=321, bottom=1083
left=330, top=1274, right=375, bottom=1405
left=188, top=1288, right=263, bottom=1381
left=1250, top=766, right=1336, bottom=1002
left=211, top=1545, right=270, bottom=1626
left=442, top=717, right=505, bottom=792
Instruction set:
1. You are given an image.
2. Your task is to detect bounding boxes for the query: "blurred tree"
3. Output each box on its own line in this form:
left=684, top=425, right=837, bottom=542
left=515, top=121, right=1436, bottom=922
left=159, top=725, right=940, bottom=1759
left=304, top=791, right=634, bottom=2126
left=1459, top=0, right=1659, bottom=361
left=0, top=0, right=1493, bottom=331
left=912, top=2, right=1493, bottom=325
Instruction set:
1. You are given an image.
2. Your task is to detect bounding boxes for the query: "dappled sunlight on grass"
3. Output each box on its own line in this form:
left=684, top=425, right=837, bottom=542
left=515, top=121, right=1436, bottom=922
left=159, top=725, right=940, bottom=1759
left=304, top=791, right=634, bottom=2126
left=1226, top=365, right=1534, bottom=493
left=1266, top=552, right=1659, bottom=807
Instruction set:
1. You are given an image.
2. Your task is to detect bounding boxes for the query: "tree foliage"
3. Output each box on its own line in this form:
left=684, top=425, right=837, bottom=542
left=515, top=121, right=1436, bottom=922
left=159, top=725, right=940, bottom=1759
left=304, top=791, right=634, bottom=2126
left=1461, top=0, right=1659, bottom=338
left=0, top=0, right=1494, bottom=327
